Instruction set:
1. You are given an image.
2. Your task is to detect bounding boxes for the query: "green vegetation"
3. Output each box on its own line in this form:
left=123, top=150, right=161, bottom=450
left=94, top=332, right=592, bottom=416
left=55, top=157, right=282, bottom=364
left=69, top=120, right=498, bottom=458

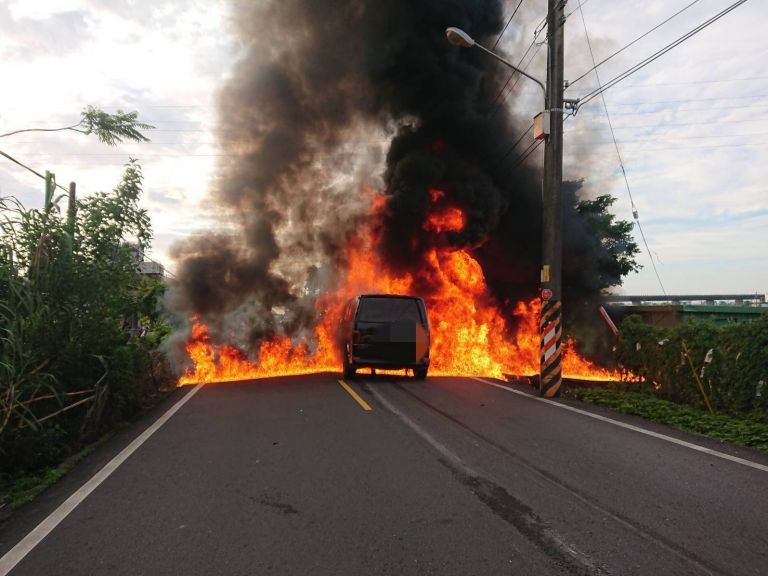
left=2, top=456, right=73, bottom=511
left=616, top=315, right=768, bottom=419
left=568, top=387, right=768, bottom=452
left=1, top=109, right=173, bottom=503
left=573, top=313, right=768, bottom=451
left=576, top=193, right=641, bottom=287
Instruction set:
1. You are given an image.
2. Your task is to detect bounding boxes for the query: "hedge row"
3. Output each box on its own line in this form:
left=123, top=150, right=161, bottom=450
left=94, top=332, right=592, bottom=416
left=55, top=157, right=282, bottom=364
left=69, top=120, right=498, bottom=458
left=616, top=315, right=768, bottom=419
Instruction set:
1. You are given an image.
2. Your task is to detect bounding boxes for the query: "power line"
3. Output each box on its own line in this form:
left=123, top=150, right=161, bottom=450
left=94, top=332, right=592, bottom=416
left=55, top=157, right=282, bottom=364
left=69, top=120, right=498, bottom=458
left=486, top=10, right=548, bottom=117
left=566, top=117, right=760, bottom=132
left=132, top=245, right=177, bottom=279
left=0, top=148, right=70, bottom=194
left=0, top=149, right=176, bottom=278
left=8, top=140, right=220, bottom=145
left=575, top=0, right=750, bottom=110
left=595, top=93, right=768, bottom=106
left=533, top=14, right=547, bottom=39
left=569, top=0, right=703, bottom=89
left=568, top=130, right=768, bottom=143
left=510, top=138, right=543, bottom=170
left=605, top=75, right=768, bottom=88
left=564, top=0, right=594, bottom=21
left=577, top=4, right=667, bottom=295
left=492, top=0, right=526, bottom=50
left=493, top=123, right=534, bottom=168
left=505, top=109, right=585, bottom=171
left=570, top=141, right=768, bottom=151
left=10, top=153, right=227, bottom=158
left=488, top=39, right=543, bottom=117
left=0, top=148, right=177, bottom=278
left=584, top=101, right=768, bottom=115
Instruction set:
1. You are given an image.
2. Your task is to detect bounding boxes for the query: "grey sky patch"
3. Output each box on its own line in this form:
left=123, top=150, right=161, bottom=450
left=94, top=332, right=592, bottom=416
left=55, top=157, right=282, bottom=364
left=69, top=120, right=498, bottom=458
left=0, top=6, right=92, bottom=59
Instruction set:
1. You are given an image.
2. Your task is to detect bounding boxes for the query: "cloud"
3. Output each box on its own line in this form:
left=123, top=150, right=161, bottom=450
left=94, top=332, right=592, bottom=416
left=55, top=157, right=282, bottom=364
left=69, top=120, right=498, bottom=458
left=551, top=0, right=768, bottom=294
left=0, top=4, right=92, bottom=58
left=1, top=0, right=765, bottom=298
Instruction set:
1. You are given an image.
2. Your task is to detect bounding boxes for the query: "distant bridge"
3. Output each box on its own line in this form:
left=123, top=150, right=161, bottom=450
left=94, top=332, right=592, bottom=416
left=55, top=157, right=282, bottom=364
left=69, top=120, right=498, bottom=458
left=604, top=293, right=765, bottom=304
left=603, top=294, right=767, bottom=327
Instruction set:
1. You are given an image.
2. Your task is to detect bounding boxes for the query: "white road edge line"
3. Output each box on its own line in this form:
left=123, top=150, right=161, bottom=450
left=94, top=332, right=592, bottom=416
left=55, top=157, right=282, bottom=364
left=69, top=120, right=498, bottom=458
left=471, top=377, right=768, bottom=474
left=0, top=383, right=205, bottom=576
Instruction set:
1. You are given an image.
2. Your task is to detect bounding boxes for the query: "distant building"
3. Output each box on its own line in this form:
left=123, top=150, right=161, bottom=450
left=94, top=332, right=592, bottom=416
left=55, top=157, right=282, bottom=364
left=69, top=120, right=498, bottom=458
left=127, top=243, right=165, bottom=280
left=138, top=260, right=165, bottom=280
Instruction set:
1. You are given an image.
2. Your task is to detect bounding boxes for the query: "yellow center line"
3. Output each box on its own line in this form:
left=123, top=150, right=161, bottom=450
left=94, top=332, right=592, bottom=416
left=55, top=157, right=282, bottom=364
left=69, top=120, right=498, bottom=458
left=338, top=379, right=372, bottom=411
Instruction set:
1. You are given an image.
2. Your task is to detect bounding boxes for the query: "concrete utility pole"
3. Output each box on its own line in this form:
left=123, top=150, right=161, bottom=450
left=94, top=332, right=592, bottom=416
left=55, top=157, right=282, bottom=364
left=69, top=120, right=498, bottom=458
left=539, top=0, right=566, bottom=398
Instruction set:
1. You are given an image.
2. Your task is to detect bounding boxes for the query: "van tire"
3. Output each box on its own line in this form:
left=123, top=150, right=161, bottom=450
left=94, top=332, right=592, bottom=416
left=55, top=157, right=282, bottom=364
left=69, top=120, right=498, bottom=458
left=413, top=367, right=428, bottom=380
left=343, top=356, right=356, bottom=380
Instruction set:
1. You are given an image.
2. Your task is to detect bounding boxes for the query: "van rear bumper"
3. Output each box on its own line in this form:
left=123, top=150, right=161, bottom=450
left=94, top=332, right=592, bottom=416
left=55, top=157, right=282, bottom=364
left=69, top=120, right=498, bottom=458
left=350, top=357, right=429, bottom=371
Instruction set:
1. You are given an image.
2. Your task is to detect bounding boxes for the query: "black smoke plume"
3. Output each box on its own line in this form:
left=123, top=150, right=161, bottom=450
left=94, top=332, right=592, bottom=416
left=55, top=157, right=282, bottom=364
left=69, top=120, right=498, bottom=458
left=167, top=0, right=614, bottom=359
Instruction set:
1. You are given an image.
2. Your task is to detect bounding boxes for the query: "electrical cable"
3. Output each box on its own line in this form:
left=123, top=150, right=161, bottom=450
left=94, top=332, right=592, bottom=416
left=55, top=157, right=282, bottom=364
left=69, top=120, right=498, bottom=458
left=0, top=149, right=176, bottom=278
left=493, top=122, right=534, bottom=168
left=569, top=0, right=703, bottom=89
left=608, top=75, right=768, bottom=88
left=509, top=138, right=543, bottom=170
left=133, top=246, right=177, bottom=278
left=486, top=10, right=548, bottom=117
left=576, top=0, right=749, bottom=110
left=573, top=141, right=768, bottom=152
left=488, top=39, right=542, bottom=116
left=594, top=93, right=768, bottom=106
left=0, top=148, right=70, bottom=194
left=567, top=129, right=768, bottom=143
left=586, top=101, right=768, bottom=115
left=502, top=112, right=578, bottom=173
left=566, top=117, right=759, bottom=132
left=564, top=0, right=594, bottom=21
left=492, top=0, right=526, bottom=50
left=577, top=4, right=667, bottom=294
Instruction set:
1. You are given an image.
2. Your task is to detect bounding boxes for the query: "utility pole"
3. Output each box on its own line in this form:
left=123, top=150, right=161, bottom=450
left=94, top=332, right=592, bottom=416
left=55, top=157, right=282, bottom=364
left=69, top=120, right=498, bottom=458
left=67, top=182, right=77, bottom=238
left=540, top=0, right=565, bottom=398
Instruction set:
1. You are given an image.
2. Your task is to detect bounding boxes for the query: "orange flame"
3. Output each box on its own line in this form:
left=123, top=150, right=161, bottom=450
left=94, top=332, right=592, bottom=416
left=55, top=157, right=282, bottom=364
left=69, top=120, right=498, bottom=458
left=423, top=207, right=466, bottom=234
left=179, top=198, right=620, bottom=385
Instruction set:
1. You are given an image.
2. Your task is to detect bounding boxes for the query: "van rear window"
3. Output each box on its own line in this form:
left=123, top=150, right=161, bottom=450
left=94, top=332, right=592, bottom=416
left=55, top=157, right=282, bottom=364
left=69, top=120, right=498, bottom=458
left=357, top=297, right=422, bottom=323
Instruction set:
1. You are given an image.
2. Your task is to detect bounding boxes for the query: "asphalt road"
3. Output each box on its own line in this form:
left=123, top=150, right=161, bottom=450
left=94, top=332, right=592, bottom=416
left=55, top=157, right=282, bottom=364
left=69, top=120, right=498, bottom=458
left=1, top=374, right=767, bottom=575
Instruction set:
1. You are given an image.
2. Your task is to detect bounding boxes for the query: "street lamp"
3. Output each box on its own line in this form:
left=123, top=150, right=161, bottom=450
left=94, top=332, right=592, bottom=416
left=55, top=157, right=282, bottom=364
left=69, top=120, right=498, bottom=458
left=445, top=28, right=546, bottom=96
left=445, top=13, right=566, bottom=399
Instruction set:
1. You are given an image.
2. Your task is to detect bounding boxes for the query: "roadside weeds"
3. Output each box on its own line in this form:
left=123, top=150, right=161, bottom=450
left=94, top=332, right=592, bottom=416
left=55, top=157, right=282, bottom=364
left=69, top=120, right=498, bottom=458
left=566, top=387, right=768, bottom=453
left=0, top=387, right=177, bottom=521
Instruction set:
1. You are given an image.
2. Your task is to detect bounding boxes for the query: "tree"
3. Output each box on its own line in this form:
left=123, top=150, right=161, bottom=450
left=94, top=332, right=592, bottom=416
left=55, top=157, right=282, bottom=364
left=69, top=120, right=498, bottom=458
left=0, top=161, right=170, bottom=473
left=561, top=179, right=641, bottom=298
left=1, top=106, right=153, bottom=144
left=0, top=106, right=154, bottom=202
left=576, top=193, right=641, bottom=291
left=0, top=109, right=165, bottom=475
left=560, top=184, right=642, bottom=364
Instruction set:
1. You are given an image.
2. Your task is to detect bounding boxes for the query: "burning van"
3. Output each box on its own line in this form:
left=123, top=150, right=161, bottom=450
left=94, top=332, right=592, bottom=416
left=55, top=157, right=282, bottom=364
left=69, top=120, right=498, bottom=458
left=339, top=294, right=430, bottom=379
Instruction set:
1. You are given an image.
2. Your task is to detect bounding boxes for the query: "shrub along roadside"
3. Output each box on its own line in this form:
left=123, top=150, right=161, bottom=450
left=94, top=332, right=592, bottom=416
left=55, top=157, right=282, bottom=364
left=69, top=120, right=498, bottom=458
left=615, top=314, right=768, bottom=420
left=0, top=161, right=174, bottom=490
left=567, top=387, right=768, bottom=452
left=0, top=441, right=95, bottom=514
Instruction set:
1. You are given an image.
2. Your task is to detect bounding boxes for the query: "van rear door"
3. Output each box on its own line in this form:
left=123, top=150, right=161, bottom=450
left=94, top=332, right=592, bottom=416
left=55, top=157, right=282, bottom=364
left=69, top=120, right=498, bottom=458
left=355, top=296, right=428, bottom=364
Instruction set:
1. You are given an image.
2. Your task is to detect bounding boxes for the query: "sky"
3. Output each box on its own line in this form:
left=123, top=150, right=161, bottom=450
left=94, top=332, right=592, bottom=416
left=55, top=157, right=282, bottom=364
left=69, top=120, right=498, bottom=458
left=0, top=0, right=766, bottom=297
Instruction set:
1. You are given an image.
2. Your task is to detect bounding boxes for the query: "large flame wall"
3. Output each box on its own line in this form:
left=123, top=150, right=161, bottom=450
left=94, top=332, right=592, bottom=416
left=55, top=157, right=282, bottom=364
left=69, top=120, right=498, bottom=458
left=180, top=211, right=618, bottom=385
